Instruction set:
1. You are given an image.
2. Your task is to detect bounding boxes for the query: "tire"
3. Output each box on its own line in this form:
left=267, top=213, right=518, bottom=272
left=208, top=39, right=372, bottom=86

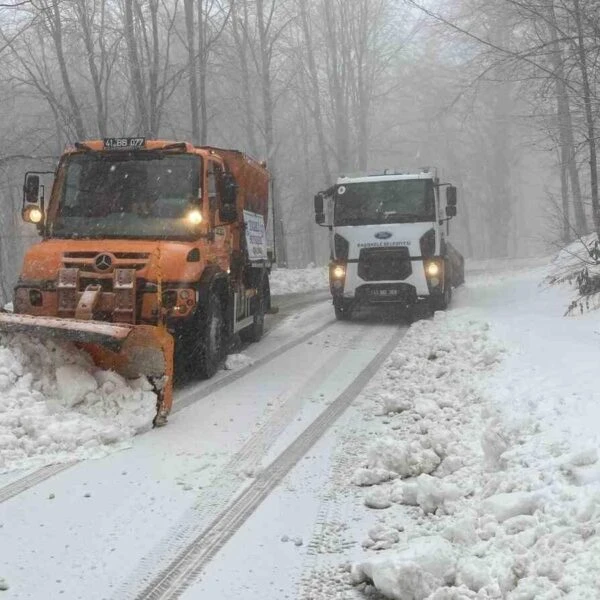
left=430, top=284, right=452, bottom=312
left=334, top=301, right=352, bottom=321
left=194, top=290, right=225, bottom=379
left=240, top=285, right=265, bottom=343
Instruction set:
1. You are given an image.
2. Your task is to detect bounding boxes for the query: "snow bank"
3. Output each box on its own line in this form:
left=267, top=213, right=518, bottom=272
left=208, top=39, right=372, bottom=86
left=545, top=233, right=600, bottom=313
left=545, top=233, right=598, bottom=286
left=0, top=333, right=157, bottom=473
left=349, top=263, right=600, bottom=599
left=224, top=353, right=254, bottom=370
left=352, top=536, right=456, bottom=599
left=269, top=265, right=328, bottom=295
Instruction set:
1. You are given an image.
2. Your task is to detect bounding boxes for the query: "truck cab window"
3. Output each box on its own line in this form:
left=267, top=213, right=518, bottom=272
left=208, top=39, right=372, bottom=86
left=53, top=153, right=202, bottom=239
left=207, top=161, right=223, bottom=211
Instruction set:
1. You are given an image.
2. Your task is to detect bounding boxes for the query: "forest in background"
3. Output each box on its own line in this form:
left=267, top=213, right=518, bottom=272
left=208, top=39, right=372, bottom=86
left=1, top=0, right=600, bottom=302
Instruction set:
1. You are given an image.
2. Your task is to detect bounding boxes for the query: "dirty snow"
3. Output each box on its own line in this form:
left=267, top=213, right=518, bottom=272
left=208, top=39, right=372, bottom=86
left=224, top=352, right=255, bottom=371
left=269, top=265, right=328, bottom=295
left=0, top=333, right=157, bottom=473
left=349, top=253, right=600, bottom=599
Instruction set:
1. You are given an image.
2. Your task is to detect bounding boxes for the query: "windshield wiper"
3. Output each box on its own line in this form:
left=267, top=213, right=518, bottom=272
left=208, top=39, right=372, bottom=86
left=383, top=212, right=428, bottom=222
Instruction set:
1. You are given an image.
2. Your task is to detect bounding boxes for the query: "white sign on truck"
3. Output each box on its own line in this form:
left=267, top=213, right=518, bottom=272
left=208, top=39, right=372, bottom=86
left=244, top=210, right=268, bottom=262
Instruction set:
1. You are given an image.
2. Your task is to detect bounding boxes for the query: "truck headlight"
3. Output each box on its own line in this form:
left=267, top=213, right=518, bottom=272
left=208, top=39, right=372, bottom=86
left=425, top=262, right=440, bottom=277
left=24, top=207, right=43, bottom=224
left=332, top=265, right=345, bottom=279
left=186, top=209, right=203, bottom=225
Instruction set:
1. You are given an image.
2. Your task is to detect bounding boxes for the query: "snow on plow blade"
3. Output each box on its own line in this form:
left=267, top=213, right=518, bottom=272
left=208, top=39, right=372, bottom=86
left=0, top=312, right=174, bottom=426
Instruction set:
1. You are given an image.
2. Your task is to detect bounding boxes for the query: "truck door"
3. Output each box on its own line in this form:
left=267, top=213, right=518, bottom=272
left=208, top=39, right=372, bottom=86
left=206, top=159, right=230, bottom=269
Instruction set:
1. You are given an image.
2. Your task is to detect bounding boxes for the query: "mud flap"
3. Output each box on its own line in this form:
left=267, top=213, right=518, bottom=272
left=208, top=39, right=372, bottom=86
left=0, top=313, right=175, bottom=426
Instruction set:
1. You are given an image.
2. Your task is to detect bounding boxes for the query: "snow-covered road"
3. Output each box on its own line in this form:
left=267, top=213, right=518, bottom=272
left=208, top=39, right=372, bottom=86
left=4, top=256, right=600, bottom=600
left=0, top=292, right=407, bottom=599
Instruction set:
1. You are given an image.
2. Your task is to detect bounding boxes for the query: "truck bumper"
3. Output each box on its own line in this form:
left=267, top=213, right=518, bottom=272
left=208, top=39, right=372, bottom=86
left=332, top=258, right=434, bottom=307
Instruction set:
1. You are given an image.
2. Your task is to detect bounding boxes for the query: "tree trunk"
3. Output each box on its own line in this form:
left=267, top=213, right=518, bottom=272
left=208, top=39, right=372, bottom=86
left=559, top=146, right=571, bottom=243
left=49, top=0, right=87, bottom=139
left=184, top=0, right=200, bottom=143
left=323, top=0, right=350, bottom=172
left=300, top=101, right=317, bottom=265
left=298, top=0, right=331, bottom=184
left=148, top=0, right=160, bottom=136
left=124, top=0, right=149, bottom=134
left=75, top=0, right=107, bottom=137
left=231, top=0, right=258, bottom=154
left=197, top=0, right=208, bottom=144
left=573, top=0, right=599, bottom=234
left=547, top=2, right=586, bottom=233
left=256, top=0, right=286, bottom=265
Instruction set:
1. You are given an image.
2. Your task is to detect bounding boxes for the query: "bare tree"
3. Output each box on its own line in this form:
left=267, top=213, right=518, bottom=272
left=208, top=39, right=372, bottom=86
left=545, top=0, right=586, bottom=235
left=39, top=0, right=87, bottom=139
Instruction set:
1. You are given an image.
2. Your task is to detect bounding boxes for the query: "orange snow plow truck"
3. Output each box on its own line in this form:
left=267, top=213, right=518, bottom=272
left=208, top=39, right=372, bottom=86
left=0, top=138, right=272, bottom=425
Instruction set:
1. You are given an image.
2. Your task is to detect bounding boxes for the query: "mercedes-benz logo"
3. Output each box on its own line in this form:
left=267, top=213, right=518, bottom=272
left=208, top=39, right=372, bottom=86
left=94, top=253, right=113, bottom=272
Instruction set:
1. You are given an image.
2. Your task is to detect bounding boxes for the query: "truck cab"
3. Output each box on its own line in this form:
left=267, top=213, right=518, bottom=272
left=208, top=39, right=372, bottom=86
left=314, top=169, right=464, bottom=320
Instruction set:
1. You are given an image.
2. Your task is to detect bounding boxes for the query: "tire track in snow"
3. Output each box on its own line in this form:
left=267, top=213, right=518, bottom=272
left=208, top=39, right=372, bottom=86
left=0, top=315, right=333, bottom=504
left=172, top=319, right=335, bottom=414
left=298, top=431, right=369, bottom=600
left=116, top=323, right=369, bottom=598
left=127, top=326, right=405, bottom=600
left=0, top=462, right=77, bottom=504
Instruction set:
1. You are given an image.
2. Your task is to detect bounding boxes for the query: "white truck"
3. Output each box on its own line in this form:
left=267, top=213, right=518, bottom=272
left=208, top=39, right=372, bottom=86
left=314, top=169, right=464, bottom=320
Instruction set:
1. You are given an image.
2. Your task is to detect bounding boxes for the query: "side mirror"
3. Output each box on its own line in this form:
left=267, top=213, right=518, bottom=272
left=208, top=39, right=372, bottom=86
left=220, top=171, right=238, bottom=223
left=22, top=174, right=44, bottom=227
left=446, top=186, right=457, bottom=206
left=24, top=174, right=40, bottom=205
left=314, top=193, right=325, bottom=225
left=446, top=205, right=457, bottom=218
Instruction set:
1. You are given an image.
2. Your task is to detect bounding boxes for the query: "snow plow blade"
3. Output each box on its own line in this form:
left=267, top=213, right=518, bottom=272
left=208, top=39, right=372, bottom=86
left=0, top=313, right=174, bottom=426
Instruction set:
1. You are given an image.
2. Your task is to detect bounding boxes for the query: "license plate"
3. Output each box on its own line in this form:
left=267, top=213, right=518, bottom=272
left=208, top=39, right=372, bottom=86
left=103, top=137, right=146, bottom=150
left=371, top=289, right=399, bottom=297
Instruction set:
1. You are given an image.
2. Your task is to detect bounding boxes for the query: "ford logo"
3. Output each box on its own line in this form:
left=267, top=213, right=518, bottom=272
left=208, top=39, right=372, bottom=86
left=374, top=231, right=393, bottom=239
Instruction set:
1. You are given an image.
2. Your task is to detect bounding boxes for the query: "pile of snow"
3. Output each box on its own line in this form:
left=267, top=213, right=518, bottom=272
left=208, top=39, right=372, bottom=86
left=350, top=314, right=506, bottom=598
left=224, top=353, right=254, bottom=370
left=269, top=265, right=328, bottom=295
left=348, top=271, right=600, bottom=599
left=545, top=233, right=600, bottom=314
left=546, top=233, right=599, bottom=286
left=0, top=333, right=157, bottom=473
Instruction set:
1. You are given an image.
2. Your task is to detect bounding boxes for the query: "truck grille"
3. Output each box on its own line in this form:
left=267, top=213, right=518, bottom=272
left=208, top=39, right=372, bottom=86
left=63, top=251, right=150, bottom=272
left=358, top=247, right=412, bottom=281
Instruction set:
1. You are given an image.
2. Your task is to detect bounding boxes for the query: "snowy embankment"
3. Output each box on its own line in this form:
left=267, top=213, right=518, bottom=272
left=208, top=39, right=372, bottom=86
left=349, top=256, right=600, bottom=599
left=269, top=265, right=328, bottom=295
left=0, top=333, right=157, bottom=474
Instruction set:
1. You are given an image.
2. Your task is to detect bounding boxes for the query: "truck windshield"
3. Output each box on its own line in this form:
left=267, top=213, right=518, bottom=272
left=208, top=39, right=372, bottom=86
left=50, top=152, right=202, bottom=239
left=334, top=179, right=435, bottom=226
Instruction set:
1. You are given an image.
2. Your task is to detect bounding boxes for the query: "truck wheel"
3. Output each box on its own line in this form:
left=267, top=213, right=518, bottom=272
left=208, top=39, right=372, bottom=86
left=240, top=287, right=265, bottom=343
left=334, top=301, right=352, bottom=321
left=195, top=290, right=225, bottom=379
left=431, top=285, right=452, bottom=312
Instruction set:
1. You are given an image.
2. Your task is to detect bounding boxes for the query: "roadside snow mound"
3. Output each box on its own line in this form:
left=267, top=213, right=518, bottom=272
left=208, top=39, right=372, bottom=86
left=545, top=233, right=600, bottom=313
left=269, top=265, right=328, bottom=295
left=351, top=300, right=600, bottom=599
left=350, top=314, right=505, bottom=598
left=0, top=333, right=157, bottom=473
left=546, top=233, right=598, bottom=286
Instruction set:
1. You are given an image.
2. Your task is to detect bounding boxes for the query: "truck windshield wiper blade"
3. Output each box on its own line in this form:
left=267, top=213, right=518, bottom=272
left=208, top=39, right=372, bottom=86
left=383, top=212, right=427, bottom=221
